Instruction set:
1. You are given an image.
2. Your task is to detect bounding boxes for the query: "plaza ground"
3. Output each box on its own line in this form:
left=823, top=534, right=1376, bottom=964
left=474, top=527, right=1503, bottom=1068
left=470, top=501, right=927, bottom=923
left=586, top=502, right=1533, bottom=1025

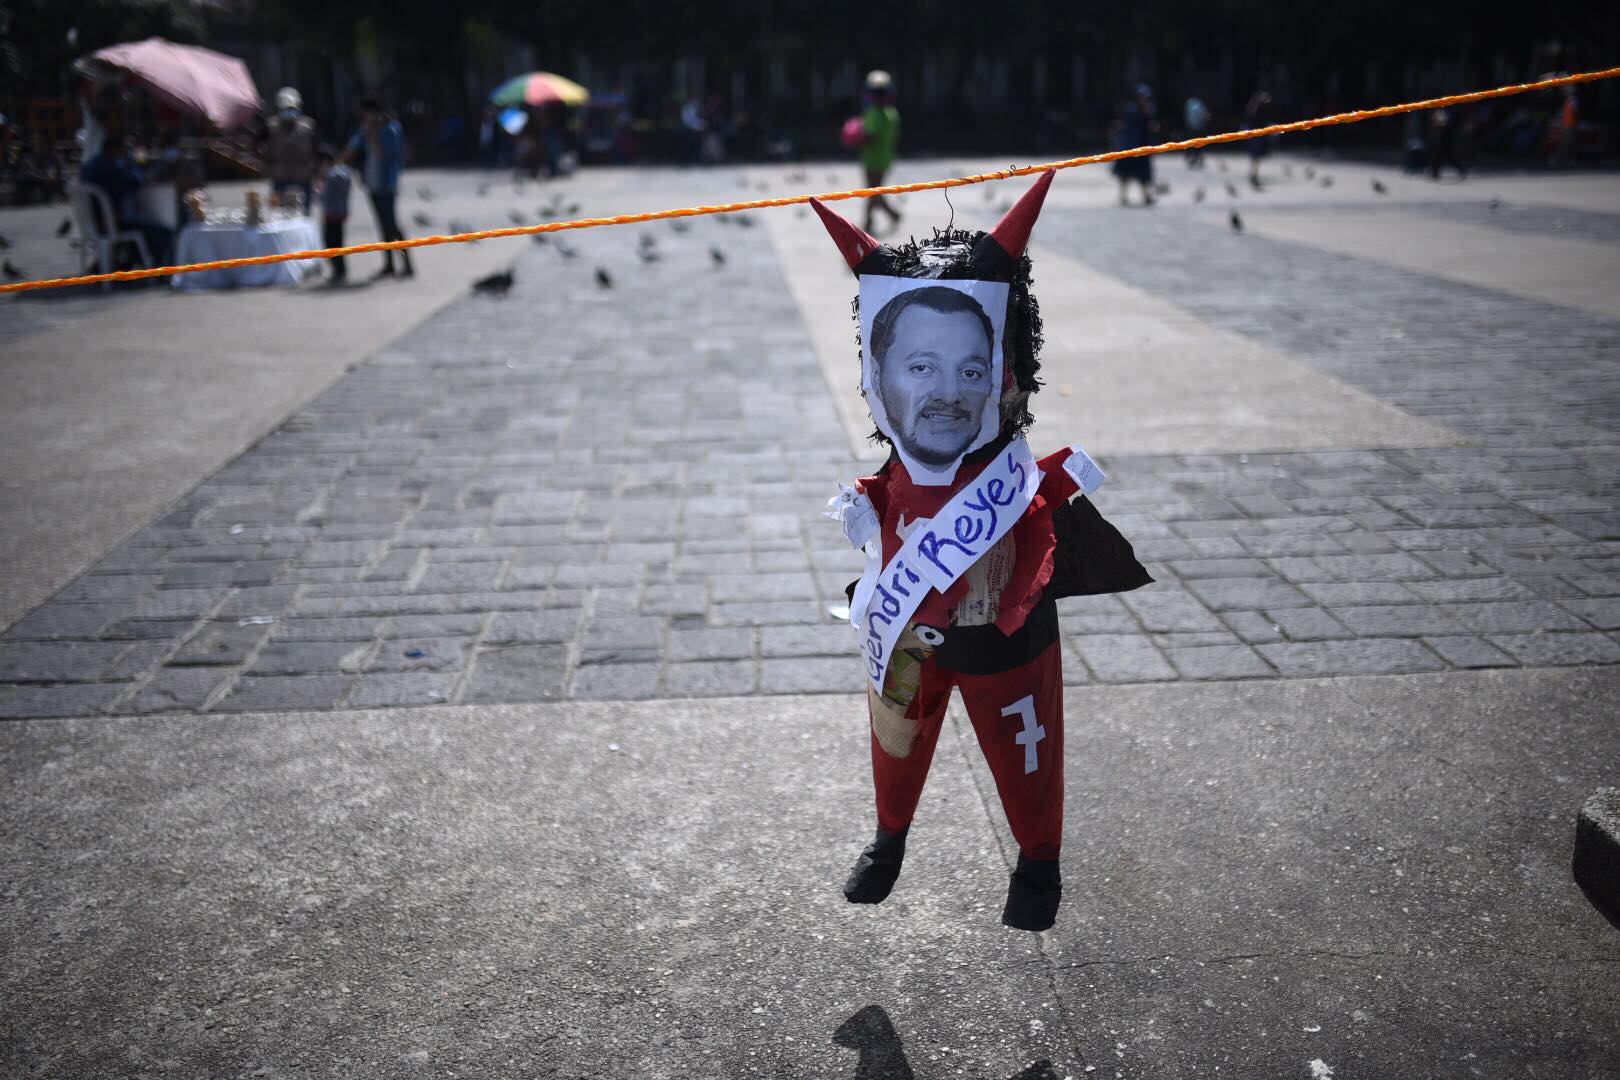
left=1, top=154, right=1617, bottom=1077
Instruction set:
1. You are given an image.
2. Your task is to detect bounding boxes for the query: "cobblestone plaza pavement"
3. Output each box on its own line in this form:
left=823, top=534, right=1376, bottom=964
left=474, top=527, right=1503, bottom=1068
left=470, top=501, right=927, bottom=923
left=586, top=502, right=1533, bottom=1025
left=2, top=162, right=1618, bottom=715
left=2, top=159, right=1618, bottom=1078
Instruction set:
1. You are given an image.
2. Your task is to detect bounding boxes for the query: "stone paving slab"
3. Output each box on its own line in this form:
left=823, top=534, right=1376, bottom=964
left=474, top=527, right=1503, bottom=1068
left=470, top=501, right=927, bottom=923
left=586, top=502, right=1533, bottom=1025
left=3, top=668, right=1616, bottom=1077
left=3, top=184, right=1620, bottom=716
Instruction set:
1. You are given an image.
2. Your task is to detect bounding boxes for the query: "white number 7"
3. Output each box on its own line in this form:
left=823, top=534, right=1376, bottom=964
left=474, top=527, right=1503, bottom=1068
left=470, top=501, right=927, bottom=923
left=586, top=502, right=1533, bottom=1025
left=1001, top=694, right=1045, bottom=774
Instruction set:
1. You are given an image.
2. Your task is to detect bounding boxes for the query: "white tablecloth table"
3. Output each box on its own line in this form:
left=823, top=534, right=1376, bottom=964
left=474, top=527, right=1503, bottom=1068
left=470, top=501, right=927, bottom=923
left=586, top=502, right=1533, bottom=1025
left=172, top=216, right=323, bottom=290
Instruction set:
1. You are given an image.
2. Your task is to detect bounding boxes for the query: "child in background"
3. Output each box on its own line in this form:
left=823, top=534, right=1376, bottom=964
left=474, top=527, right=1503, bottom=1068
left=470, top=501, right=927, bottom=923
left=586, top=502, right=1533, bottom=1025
left=314, top=147, right=352, bottom=284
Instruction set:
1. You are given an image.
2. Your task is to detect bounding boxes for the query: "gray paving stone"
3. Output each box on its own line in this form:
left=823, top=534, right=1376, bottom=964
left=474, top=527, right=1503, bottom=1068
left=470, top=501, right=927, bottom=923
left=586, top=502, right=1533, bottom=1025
left=1299, top=581, right=1419, bottom=606
left=368, top=637, right=472, bottom=673
left=1069, top=634, right=1178, bottom=682
left=1220, top=610, right=1286, bottom=644
left=1559, top=597, right=1620, bottom=630
left=1486, top=632, right=1620, bottom=666
left=1312, top=553, right=1437, bottom=582
left=121, top=668, right=231, bottom=714
left=1404, top=578, right=1535, bottom=603
left=270, top=617, right=381, bottom=641
left=485, top=610, right=580, bottom=645
left=1119, top=589, right=1223, bottom=632
left=759, top=656, right=856, bottom=694
left=1165, top=644, right=1274, bottom=680
left=1184, top=577, right=1313, bottom=612
left=347, top=672, right=455, bottom=708
left=759, top=623, right=853, bottom=658
left=248, top=640, right=372, bottom=676
left=160, top=560, right=283, bottom=589
left=415, top=561, right=506, bottom=593
left=1422, top=635, right=1516, bottom=669
left=709, top=601, right=824, bottom=626
left=0, top=682, right=125, bottom=718
left=1, top=602, right=138, bottom=640
left=1449, top=601, right=1591, bottom=634
left=1267, top=607, right=1350, bottom=641
left=0, top=640, right=139, bottom=683
left=211, top=674, right=353, bottom=712
left=667, top=627, right=756, bottom=662
left=663, top=660, right=759, bottom=697
left=1257, top=639, right=1446, bottom=677
left=168, top=622, right=270, bottom=666
left=1166, top=557, right=1270, bottom=579
left=571, top=662, right=661, bottom=700
left=709, top=572, right=817, bottom=602
left=640, top=584, right=708, bottom=616
left=1331, top=605, right=1466, bottom=636
left=461, top=645, right=569, bottom=703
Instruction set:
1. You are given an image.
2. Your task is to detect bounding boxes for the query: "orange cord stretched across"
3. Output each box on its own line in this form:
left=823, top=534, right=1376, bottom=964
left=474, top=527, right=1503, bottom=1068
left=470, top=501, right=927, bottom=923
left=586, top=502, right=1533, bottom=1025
left=4, top=65, right=1616, bottom=295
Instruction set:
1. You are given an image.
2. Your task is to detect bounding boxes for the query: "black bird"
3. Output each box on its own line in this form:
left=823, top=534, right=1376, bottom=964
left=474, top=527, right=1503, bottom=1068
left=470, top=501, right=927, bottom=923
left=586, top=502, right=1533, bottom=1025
left=555, top=240, right=578, bottom=259
left=417, top=185, right=434, bottom=201
left=0, top=232, right=10, bottom=249
left=508, top=209, right=527, bottom=224
left=709, top=247, right=726, bottom=267
left=412, top=211, right=432, bottom=227
left=1371, top=179, right=1388, bottom=195
left=1193, top=186, right=1206, bottom=203
left=565, top=202, right=580, bottom=215
left=4, top=259, right=24, bottom=279
left=1154, top=181, right=1171, bottom=196
left=1224, top=181, right=1239, bottom=198
left=448, top=219, right=475, bottom=240
left=639, top=232, right=657, bottom=251
left=637, top=247, right=662, bottom=264
left=715, top=214, right=731, bottom=226
left=735, top=215, right=755, bottom=229
left=57, top=218, right=72, bottom=237
left=594, top=267, right=613, bottom=289
left=472, top=268, right=514, bottom=296
left=532, top=233, right=549, bottom=245
left=669, top=219, right=691, bottom=234
left=1320, top=175, right=1334, bottom=188
left=1489, top=198, right=1501, bottom=211
left=1229, top=211, right=1243, bottom=233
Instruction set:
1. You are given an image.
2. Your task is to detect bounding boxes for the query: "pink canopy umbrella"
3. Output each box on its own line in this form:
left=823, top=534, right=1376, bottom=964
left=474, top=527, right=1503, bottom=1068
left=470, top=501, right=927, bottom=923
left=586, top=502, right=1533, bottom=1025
left=75, top=37, right=260, bottom=130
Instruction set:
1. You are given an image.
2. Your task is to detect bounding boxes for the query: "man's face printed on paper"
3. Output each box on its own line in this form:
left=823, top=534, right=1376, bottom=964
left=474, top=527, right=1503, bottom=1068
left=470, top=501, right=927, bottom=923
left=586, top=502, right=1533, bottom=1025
left=862, top=278, right=1008, bottom=485
left=875, top=305, right=993, bottom=467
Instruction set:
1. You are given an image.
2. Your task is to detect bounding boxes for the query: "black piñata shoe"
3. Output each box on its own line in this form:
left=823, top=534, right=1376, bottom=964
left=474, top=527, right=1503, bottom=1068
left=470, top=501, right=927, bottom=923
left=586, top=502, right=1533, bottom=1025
left=843, top=826, right=909, bottom=904
left=1001, top=854, right=1061, bottom=931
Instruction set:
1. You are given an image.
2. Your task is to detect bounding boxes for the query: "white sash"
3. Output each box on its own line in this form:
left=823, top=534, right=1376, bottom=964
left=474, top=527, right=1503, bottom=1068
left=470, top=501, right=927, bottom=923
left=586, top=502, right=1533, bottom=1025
left=849, top=437, right=1041, bottom=695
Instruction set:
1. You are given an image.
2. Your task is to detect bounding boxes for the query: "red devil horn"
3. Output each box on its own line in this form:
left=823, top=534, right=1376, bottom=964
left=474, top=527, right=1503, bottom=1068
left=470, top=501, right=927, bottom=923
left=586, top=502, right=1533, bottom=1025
left=987, top=169, right=1056, bottom=258
left=810, top=197, right=882, bottom=269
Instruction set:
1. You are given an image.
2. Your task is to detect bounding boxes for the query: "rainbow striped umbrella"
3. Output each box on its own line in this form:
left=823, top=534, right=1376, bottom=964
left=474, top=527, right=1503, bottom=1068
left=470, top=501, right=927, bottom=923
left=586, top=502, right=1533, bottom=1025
left=489, top=72, right=589, bottom=108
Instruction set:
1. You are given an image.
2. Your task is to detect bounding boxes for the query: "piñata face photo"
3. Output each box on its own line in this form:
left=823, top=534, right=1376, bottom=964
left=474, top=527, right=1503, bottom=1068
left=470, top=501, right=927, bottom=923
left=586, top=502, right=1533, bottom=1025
left=859, top=275, right=1009, bottom=486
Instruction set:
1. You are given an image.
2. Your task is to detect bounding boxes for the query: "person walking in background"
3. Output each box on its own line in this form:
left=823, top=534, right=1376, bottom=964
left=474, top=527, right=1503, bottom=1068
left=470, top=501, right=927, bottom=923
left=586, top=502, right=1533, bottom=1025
left=1110, top=83, right=1158, bottom=207
left=1183, top=92, right=1210, bottom=169
left=341, top=98, right=413, bottom=279
left=314, top=146, right=352, bottom=285
left=262, top=87, right=317, bottom=212
left=855, top=70, right=902, bottom=234
left=1427, top=107, right=1467, bottom=180
left=1244, top=89, right=1274, bottom=187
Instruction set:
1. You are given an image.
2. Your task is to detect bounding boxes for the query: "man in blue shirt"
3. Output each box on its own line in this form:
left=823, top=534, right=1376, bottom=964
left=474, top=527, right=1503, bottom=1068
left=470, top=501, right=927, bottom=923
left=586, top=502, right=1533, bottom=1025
left=341, top=99, right=414, bottom=278
left=80, top=135, right=173, bottom=265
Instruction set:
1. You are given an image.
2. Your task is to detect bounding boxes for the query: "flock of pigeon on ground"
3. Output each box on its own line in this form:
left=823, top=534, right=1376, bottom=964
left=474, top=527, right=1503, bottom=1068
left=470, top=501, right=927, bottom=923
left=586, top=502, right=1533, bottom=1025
left=0, top=157, right=1458, bottom=288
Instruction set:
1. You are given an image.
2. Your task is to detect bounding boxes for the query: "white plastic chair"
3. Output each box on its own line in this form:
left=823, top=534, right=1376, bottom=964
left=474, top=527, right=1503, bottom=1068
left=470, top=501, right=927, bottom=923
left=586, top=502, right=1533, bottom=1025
left=69, top=182, right=153, bottom=289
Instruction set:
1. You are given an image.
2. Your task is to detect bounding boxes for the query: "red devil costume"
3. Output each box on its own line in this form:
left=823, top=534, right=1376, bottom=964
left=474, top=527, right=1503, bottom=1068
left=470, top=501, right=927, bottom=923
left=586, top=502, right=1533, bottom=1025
left=817, top=172, right=1152, bottom=931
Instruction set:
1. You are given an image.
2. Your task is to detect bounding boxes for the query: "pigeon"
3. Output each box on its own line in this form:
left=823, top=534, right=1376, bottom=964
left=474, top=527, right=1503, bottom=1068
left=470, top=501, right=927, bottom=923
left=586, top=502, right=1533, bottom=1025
left=1193, top=186, right=1206, bottom=203
left=594, top=267, right=613, bottom=289
left=532, top=233, right=549, bottom=245
left=1320, top=176, right=1334, bottom=188
left=565, top=202, right=580, bottom=215
left=412, top=211, right=432, bottom=227
left=57, top=218, right=72, bottom=236
left=709, top=247, right=726, bottom=267
left=669, top=219, right=691, bottom=234
left=1304, top=166, right=1316, bottom=179
left=0, top=232, right=9, bottom=249
left=476, top=182, right=490, bottom=197
left=448, top=219, right=474, bottom=237
left=1154, top=181, right=1171, bottom=196
left=472, top=269, right=514, bottom=296
left=1371, top=179, right=1388, bottom=195
left=3, top=259, right=24, bottom=279
left=637, top=247, right=662, bottom=264
left=1225, top=182, right=1239, bottom=198
left=735, top=215, right=755, bottom=229
left=417, top=185, right=435, bottom=201
left=638, top=232, right=657, bottom=251
left=508, top=209, right=527, bottom=224
left=1229, top=212, right=1243, bottom=233
left=1488, top=198, right=1501, bottom=211
left=555, top=240, right=578, bottom=259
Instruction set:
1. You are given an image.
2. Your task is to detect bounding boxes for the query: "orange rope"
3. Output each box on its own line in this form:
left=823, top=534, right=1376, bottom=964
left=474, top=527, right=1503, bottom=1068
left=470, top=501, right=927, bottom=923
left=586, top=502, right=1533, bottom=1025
left=5, top=65, right=1616, bottom=295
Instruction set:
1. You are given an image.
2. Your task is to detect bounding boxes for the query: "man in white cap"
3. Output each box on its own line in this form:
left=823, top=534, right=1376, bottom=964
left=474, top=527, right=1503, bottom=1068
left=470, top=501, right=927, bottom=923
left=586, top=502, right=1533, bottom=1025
left=263, top=87, right=317, bottom=213
left=857, top=69, right=902, bottom=233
